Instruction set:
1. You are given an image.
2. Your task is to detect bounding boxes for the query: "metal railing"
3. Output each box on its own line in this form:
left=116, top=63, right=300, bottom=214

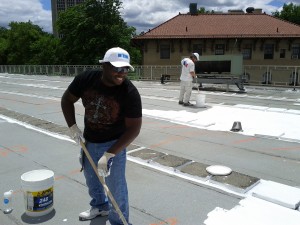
left=0, top=64, right=299, bottom=88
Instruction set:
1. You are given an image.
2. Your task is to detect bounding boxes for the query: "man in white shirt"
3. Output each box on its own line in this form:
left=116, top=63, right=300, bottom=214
left=178, top=53, right=199, bottom=106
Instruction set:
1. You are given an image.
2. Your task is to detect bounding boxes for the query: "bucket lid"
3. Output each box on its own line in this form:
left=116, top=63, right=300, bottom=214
left=21, top=169, right=54, bottom=183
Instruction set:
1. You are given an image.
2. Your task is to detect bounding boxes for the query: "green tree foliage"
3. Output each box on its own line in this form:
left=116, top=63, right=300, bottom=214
left=29, top=34, right=63, bottom=65
left=0, top=27, right=9, bottom=64
left=272, top=3, right=300, bottom=25
left=0, top=0, right=141, bottom=66
left=56, top=0, right=141, bottom=65
left=1, top=21, right=64, bottom=65
left=198, top=7, right=215, bottom=14
left=6, top=21, right=45, bottom=64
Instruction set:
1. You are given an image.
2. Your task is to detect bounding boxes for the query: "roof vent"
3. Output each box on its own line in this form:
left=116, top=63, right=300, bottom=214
left=189, top=3, right=197, bottom=15
left=246, top=7, right=254, bottom=13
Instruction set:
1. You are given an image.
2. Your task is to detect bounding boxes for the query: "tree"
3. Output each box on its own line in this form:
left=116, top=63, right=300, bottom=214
left=272, top=3, right=300, bottom=25
left=0, top=27, right=9, bottom=64
left=6, top=21, right=45, bottom=64
left=3, top=21, right=63, bottom=65
left=198, top=7, right=215, bottom=14
left=56, top=0, right=141, bottom=65
left=29, top=34, right=63, bottom=65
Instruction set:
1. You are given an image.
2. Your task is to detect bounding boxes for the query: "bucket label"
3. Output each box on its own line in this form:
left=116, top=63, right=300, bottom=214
left=26, top=187, right=53, bottom=212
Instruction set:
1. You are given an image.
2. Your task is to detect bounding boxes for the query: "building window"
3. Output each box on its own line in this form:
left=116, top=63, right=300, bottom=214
left=67, top=0, right=74, bottom=7
left=215, top=44, right=225, bottom=55
left=264, top=44, right=274, bottom=59
left=242, top=48, right=252, bottom=60
left=291, top=44, right=300, bottom=59
left=193, top=44, right=202, bottom=55
left=160, top=44, right=170, bottom=59
left=57, top=0, right=66, bottom=11
left=280, top=49, right=286, bottom=58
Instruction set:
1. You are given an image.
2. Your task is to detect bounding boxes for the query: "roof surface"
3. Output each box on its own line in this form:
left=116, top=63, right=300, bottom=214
left=133, top=13, right=300, bottom=39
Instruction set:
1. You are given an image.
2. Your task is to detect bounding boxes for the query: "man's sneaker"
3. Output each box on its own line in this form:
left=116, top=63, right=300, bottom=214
left=178, top=101, right=183, bottom=105
left=79, top=208, right=109, bottom=221
left=183, top=102, right=194, bottom=106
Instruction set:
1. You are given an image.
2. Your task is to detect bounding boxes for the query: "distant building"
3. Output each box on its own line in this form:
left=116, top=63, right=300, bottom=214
left=51, top=0, right=85, bottom=37
left=131, top=6, right=300, bottom=67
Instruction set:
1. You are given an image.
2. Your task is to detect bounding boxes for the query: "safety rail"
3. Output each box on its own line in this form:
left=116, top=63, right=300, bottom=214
left=0, top=64, right=299, bottom=89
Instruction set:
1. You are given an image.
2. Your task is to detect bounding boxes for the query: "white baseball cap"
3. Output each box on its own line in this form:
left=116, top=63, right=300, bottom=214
left=99, top=47, right=134, bottom=71
left=192, top=52, right=200, bottom=60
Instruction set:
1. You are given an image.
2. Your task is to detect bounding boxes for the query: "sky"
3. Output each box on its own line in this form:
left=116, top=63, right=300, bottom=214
left=0, top=0, right=300, bottom=34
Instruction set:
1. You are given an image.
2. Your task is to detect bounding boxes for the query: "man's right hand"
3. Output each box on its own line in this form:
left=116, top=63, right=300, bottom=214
left=69, top=124, right=85, bottom=145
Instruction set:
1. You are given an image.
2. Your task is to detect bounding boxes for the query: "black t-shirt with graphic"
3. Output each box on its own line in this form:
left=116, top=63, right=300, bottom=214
left=68, top=69, right=142, bottom=143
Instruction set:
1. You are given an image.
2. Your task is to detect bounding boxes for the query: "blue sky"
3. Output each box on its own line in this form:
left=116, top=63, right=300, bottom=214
left=0, top=0, right=299, bottom=34
left=37, top=0, right=286, bottom=11
left=269, top=0, right=285, bottom=7
left=40, top=0, right=51, bottom=10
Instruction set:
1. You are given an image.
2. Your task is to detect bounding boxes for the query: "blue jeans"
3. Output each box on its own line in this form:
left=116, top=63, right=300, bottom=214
left=82, top=140, right=131, bottom=225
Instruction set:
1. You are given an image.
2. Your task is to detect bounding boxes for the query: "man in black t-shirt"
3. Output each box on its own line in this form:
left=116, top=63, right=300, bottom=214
left=61, top=47, right=142, bottom=225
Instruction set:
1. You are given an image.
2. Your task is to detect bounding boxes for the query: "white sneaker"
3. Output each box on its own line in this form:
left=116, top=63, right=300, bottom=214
left=79, top=208, right=109, bottom=221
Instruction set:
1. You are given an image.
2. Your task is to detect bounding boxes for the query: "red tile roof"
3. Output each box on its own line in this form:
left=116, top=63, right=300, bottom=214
left=133, top=13, right=300, bottom=40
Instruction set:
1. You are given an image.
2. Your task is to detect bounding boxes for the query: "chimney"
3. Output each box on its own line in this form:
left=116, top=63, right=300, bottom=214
left=189, top=3, right=197, bottom=15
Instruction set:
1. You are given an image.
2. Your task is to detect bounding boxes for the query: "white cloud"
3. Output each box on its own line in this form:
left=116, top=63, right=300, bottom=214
left=0, top=0, right=299, bottom=34
left=0, top=0, right=52, bottom=33
left=120, top=0, right=291, bottom=33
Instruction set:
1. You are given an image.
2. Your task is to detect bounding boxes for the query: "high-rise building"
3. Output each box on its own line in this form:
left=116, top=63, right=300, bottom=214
left=51, top=0, right=85, bottom=37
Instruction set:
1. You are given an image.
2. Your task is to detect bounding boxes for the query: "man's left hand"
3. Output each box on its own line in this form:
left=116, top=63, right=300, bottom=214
left=98, top=152, right=115, bottom=177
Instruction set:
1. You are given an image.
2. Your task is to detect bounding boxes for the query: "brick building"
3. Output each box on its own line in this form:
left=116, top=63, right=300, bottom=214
left=132, top=7, right=300, bottom=67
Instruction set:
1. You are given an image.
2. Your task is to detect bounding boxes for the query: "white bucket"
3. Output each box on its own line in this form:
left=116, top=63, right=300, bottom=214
left=21, top=169, right=54, bottom=217
left=196, top=94, right=206, bottom=107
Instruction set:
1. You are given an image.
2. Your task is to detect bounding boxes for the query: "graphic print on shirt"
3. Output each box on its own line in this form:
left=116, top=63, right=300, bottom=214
left=183, top=60, right=188, bottom=67
left=82, top=90, right=120, bottom=130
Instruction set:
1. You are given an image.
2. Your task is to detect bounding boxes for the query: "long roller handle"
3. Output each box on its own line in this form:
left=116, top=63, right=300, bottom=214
left=80, top=141, right=128, bottom=225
